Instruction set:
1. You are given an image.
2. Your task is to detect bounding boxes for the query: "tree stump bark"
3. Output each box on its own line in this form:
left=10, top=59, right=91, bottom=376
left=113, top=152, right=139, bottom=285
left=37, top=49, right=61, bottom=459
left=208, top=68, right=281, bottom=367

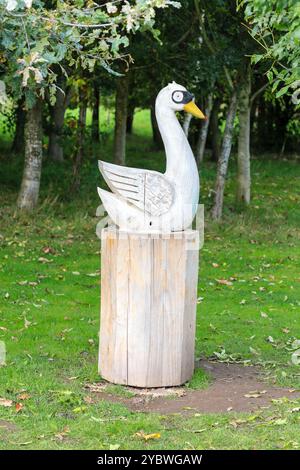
left=99, top=227, right=199, bottom=388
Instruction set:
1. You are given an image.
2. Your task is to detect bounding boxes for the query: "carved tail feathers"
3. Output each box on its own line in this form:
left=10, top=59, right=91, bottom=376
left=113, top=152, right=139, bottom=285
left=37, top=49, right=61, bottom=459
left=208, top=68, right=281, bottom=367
left=97, top=187, right=147, bottom=231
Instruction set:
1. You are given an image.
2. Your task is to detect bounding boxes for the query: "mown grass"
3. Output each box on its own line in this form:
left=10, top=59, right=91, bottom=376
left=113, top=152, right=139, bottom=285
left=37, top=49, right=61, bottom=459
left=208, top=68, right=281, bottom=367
left=0, top=109, right=300, bottom=450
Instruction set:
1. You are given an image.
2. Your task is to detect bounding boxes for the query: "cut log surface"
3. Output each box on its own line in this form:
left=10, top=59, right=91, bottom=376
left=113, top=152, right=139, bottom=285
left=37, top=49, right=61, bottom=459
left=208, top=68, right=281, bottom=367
left=99, top=227, right=199, bottom=387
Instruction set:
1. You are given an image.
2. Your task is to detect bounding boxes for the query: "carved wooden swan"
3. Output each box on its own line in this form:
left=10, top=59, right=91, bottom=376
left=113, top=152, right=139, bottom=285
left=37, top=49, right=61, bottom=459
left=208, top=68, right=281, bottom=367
left=97, top=82, right=205, bottom=232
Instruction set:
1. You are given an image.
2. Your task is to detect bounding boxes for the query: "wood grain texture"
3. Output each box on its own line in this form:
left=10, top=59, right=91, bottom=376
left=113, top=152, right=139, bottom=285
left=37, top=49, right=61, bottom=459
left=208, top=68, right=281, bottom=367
left=99, top=227, right=199, bottom=387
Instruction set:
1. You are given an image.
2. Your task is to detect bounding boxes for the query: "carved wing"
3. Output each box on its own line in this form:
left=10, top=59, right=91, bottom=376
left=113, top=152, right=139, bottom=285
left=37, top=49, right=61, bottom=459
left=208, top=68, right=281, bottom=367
left=98, top=161, right=174, bottom=217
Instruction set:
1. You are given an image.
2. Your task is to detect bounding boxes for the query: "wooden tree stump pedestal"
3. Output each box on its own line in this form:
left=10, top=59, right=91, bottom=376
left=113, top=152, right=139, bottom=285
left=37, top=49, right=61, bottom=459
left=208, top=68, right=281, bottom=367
left=99, top=227, right=199, bottom=388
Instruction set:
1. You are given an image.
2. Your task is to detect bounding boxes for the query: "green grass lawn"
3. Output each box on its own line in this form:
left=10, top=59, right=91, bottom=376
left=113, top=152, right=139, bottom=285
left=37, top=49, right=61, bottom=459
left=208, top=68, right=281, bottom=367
left=0, top=110, right=300, bottom=449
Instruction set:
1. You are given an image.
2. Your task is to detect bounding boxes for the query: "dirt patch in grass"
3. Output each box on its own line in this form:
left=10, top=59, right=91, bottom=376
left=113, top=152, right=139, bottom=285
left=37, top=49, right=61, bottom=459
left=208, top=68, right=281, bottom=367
left=0, top=420, right=18, bottom=432
left=86, top=360, right=300, bottom=414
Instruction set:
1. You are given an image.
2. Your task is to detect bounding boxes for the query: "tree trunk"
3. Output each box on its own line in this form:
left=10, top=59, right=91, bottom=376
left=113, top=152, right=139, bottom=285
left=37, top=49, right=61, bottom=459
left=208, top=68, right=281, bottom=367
left=211, top=90, right=237, bottom=220
left=92, top=83, right=100, bottom=142
left=195, top=93, right=213, bottom=165
left=182, top=113, right=193, bottom=137
left=48, top=86, right=68, bottom=162
left=126, top=100, right=135, bottom=134
left=236, top=67, right=251, bottom=205
left=210, top=99, right=221, bottom=162
left=71, top=89, right=87, bottom=192
left=150, top=97, right=163, bottom=149
left=114, top=74, right=129, bottom=165
left=17, top=99, right=43, bottom=210
left=12, top=99, right=25, bottom=154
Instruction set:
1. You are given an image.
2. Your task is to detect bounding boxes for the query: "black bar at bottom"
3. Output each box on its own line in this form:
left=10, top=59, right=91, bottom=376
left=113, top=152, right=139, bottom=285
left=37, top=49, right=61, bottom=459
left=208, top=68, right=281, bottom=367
left=0, top=450, right=298, bottom=466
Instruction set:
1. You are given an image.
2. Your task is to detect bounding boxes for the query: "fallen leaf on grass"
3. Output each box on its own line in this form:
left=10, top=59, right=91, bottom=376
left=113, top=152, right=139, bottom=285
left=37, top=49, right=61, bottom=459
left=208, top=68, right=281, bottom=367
left=109, top=444, right=120, bottom=450
left=216, top=279, right=233, bottom=286
left=0, top=398, right=13, bottom=407
left=83, top=395, right=93, bottom=404
left=229, top=419, right=246, bottom=428
left=17, top=393, right=31, bottom=401
left=24, top=317, right=31, bottom=329
left=55, top=427, right=70, bottom=441
left=15, top=403, right=23, bottom=412
left=42, top=246, right=55, bottom=255
left=38, top=257, right=53, bottom=264
left=230, top=414, right=260, bottom=428
left=84, top=383, right=107, bottom=393
left=136, top=432, right=161, bottom=441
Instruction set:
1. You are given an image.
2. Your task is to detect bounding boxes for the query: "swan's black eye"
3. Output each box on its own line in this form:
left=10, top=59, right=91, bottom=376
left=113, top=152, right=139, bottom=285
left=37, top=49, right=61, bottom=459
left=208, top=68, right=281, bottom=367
left=172, top=90, right=195, bottom=104
left=172, top=91, right=184, bottom=103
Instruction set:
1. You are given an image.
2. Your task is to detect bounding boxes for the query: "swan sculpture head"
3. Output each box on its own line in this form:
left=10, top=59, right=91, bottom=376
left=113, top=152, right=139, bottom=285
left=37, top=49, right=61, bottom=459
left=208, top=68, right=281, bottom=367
left=156, top=81, right=206, bottom=119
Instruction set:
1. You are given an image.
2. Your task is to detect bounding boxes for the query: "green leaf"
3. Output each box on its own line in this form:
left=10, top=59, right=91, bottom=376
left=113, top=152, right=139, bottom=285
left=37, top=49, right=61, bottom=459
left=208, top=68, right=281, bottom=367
left=276, top=85, right=290, bottom=98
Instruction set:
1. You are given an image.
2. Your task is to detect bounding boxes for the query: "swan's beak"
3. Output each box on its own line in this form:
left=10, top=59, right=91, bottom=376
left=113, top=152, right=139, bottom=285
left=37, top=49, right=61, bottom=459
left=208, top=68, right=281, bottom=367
left=184, top=101, right=206, bottom=119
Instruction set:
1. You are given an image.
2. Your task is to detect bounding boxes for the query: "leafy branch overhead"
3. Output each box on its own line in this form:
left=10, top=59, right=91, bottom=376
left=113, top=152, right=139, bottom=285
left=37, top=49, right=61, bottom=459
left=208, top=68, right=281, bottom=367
left=0, top=0, right=181, bottom=106
left=240, top=0, right=300, bottom=102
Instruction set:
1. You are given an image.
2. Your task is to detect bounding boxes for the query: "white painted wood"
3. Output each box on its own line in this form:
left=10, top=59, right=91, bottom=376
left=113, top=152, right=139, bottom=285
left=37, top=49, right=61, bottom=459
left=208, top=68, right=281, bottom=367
left=97, top=82, right=205, bottom=233
left=99, top=227, right=199, bottom=387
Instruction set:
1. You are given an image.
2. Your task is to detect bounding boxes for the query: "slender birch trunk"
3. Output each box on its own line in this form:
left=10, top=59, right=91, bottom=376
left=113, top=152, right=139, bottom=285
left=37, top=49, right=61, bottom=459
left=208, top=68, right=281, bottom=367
left=211, top=99, right=221, bottom=162
left=17, top=99, right=43, bottom=210
left=114, top=74, right=129, bottom=165
left=182, top=113, right=193, bottom=137
left=211, top=90, right=237, bottom=220
left=195, top=93, right=213, bottom=165
left=236, top=66, right=251, bottom=205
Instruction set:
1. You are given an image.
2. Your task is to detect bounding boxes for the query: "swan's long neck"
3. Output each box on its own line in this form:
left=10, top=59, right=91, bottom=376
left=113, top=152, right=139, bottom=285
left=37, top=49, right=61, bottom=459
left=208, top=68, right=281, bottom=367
left=155, top=104, right=196, bottom=179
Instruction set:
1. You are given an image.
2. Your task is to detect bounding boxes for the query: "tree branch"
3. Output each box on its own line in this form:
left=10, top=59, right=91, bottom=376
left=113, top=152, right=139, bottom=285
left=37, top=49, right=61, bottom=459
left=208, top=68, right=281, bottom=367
left=250, top=82, right=269, bottom=104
